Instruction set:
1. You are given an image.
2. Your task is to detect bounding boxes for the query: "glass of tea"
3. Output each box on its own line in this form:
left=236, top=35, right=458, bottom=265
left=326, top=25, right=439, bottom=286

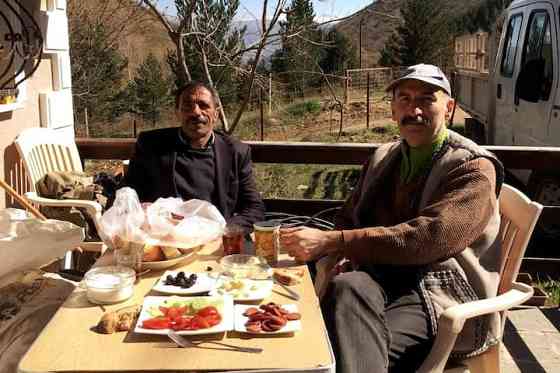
left=222, top=224, right=245, bottom=255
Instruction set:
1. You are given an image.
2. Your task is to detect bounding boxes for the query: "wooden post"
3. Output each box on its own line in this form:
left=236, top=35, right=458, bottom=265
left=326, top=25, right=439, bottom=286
left=133, top=119, right=137, bottom=138
left=152, top=96, right=156, bottom=127
left=366, top=72, right=370, bottom=129
left=268, top=73, right=272, bottom=115
left=329, top=108, right=334, bottom=135
left=84, top=107, right=89, bottom=138
left=359, top=18, right=364, bottom=69
left=344, top=70, right=349, bottom=105
left=359, top=25, right=362, bottom=69
left=259, top=88, right=264, bottom=141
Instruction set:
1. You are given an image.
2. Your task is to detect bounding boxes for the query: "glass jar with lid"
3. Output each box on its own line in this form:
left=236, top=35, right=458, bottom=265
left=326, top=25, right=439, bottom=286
left=253, top=220, right=281, bottom=265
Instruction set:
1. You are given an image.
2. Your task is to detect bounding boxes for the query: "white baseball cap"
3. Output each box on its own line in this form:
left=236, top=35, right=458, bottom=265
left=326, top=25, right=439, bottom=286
left=385, top=64, right=451, bottom=96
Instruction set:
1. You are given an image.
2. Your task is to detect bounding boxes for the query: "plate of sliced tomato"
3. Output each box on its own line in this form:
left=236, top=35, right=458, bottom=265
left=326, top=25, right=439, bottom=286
left=134, top=295, right=234, bottom=335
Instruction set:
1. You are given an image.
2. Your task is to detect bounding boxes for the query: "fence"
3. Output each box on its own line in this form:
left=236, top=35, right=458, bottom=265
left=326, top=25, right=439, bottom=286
left=455, top=32, right=489, bottom=73
left=344, top=67, right=409, bottom=104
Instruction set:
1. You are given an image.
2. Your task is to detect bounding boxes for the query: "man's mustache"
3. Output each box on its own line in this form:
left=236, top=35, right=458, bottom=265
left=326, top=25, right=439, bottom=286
left=401, top=116, right=429, bottom=126
left=187, top=115, right=209, bottom=124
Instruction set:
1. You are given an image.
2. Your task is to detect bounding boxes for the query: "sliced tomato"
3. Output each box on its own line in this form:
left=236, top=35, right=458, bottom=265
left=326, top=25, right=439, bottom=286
left=142, top=317, right=171, bottom=329
left=191, top=315, right=211, bottom=329
left=171, top=316, right=193, bottom=330
left=167, top=306, right=182, bottom=321
left=196, top=306, right=219, bottom=317
left=158, top=306, right=169, bottom=316
left=205, top=313, right=222, bottom=327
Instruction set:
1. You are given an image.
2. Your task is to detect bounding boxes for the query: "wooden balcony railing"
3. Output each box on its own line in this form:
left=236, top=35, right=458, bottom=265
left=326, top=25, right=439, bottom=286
left=76, top=138, right=560, bottom=169
left=76, top=137, right=560, bottom=227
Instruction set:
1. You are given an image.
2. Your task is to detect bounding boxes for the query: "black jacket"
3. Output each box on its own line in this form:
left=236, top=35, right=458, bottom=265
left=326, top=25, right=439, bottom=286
left=123, top=127, right=264, bottom=231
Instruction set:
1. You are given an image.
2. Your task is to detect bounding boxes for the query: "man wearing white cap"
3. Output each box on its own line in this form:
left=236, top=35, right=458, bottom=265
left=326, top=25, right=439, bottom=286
left=281, top=64, right=504, bottom=372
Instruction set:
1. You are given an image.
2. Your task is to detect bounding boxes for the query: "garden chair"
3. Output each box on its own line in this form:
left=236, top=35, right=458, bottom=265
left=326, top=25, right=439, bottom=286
left=14, top=128, right=105, bottom=253
left=315, top=184, right=543, bottom=373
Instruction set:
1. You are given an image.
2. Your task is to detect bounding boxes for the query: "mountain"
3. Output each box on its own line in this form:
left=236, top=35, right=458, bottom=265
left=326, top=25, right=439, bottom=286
left=234, top=20, right=282, bottom=62
left=335, top=0, right=485, bottom=68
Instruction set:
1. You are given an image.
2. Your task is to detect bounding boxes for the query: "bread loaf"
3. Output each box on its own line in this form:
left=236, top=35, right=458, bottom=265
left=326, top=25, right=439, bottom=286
left=273, top=268, right=304, bottom=286
left=161, top=246, right=182, bottom=259
left=142, top=244, right=164, bottom=262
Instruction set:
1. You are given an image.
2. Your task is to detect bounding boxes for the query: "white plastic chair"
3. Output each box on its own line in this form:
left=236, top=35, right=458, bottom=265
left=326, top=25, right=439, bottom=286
left=418, top=183, right=543, bottom=373
left=315, top=184, right=543, bottom=373
left=14, top=128, right=104, bottom=251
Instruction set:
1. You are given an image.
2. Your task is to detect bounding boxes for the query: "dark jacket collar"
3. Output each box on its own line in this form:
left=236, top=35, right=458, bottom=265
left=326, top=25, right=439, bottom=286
left=177, top=128, right=215, bottom=151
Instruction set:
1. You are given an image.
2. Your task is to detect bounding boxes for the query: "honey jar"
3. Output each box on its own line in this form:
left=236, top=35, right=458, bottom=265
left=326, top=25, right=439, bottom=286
left=253, top=220, right=280, bottom=265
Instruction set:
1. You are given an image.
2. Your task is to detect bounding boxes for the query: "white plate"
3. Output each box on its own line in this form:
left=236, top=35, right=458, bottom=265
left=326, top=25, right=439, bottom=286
left=209, top=278, right=273, bottom=302
left=153, top=271, right=217, bottom=295
left=134, top=295, right=234, bottom=336
left=142, top=251, right=196, bottom=271
left=234, top=304, right=301, bottom=334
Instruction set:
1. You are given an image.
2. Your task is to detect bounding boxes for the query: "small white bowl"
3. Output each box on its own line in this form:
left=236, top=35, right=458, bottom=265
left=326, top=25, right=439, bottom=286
left=83, top=266, right=135, bottom=304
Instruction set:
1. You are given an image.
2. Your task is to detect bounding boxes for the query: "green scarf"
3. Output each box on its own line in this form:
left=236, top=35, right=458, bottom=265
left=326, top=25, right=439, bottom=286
left=400, top=127, right=448, bottom=184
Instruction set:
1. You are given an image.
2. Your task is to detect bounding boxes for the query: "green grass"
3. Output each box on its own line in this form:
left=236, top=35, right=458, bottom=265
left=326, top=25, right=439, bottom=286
left=300, top=124, right=400, bottom=143
left=286, top=99, right=321, bottom=116
left=535, top=277, right=560, bottom=306
left=255, top=164, right=361, bottom=200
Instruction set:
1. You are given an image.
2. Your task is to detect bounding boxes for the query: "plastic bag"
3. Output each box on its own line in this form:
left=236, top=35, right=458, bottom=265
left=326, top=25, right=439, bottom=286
left=98, top=187, right=147, bottom=248
left=99, top=188, right=226, bottom=250
left=144, top=198, right=226, bottom=248
left=166, top=199, right=226, bottom=248
left=0, top=209, right=84, bottom=283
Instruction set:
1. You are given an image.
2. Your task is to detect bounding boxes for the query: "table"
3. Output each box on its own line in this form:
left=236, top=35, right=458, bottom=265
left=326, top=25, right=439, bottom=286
left=18, top=241, right=335, bottom=372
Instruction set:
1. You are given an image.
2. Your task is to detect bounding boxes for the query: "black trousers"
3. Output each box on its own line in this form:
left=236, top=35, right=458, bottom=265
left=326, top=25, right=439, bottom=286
left=321, top=271, right=434, bottom=373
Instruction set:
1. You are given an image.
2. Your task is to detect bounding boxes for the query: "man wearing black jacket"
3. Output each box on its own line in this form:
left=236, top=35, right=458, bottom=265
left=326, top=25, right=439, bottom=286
left=122, top=81, right=264, bottom=232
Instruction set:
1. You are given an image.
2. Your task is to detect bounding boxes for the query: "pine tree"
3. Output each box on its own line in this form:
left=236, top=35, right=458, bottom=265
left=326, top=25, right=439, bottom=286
left=125, top=53, right=171, bottom=126
left=70, top=22, right=127, bottom=123
left=378, top=0, right=453, bottom=68
left=167, top=0, right=246, bottom=106
left=319, top=28, right=358, bottom=74
left=275, top=0, right=321, bottom=97
left=453, top=0, right=513, bottom=34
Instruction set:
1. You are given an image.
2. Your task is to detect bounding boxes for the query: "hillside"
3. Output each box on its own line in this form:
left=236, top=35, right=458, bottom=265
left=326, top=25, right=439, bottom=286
left=336, top=0, right=485, bottom=68
left=68, top=0, right=173, bottom=77
left=117, top=5, right=174, bottom=77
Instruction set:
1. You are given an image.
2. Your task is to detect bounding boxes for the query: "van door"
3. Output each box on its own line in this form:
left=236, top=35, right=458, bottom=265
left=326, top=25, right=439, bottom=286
left=494, top=11, right=524, bottom=145
left=513, top=3, right=558, bottom=146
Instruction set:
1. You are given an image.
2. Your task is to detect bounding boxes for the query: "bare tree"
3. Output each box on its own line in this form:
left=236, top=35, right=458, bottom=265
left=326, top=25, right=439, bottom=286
left=68, top=0, right=151, bottom=48
left=139, top=0, right=364, bottom=135
left=140, top=0, right=288, bottom=133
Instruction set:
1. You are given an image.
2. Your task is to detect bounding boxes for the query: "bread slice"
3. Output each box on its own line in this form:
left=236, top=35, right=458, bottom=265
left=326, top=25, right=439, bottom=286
left=273, top=268, right=304, bottom=286
left=161, top=246, right=182, bottom=259
left=142, top=244, right=164, bottom=262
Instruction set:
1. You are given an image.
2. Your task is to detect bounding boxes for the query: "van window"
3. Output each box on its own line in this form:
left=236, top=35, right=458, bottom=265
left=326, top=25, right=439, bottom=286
left=500, top=14, right=523, bottom=77
left=521, top=11, right=553, bottom=100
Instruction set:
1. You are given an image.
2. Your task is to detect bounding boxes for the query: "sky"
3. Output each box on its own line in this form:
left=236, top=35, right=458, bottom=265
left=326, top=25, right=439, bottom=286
left=156, top=0, right=374, bottom=22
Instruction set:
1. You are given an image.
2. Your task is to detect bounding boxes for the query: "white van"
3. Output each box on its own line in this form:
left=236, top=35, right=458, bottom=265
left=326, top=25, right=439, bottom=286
left=455, top=0, right=560, bottom=203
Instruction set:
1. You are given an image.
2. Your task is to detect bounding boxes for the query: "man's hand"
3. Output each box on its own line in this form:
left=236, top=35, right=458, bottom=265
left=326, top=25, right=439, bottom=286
left=279, top=227, right=342, bottom=262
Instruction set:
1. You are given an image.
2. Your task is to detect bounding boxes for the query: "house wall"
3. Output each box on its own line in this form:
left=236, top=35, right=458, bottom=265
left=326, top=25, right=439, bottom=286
left=0, top=0, right=74, bottom=208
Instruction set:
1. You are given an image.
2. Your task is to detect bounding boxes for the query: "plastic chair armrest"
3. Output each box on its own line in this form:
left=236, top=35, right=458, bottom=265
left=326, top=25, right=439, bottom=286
left=417, top=282, right=533, bottom=373
left=25, top=192, right=102, bottom=216
left=440, top=282, right=533, bottom=334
